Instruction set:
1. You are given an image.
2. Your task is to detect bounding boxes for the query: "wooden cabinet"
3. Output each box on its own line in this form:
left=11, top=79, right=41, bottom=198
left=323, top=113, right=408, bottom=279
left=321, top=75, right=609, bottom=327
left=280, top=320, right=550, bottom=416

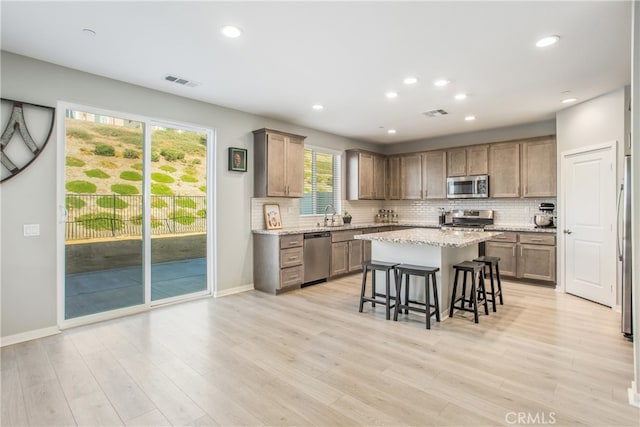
left=253, top=128, right=305, bottom=198
left=253, top=233, right=304, bottom=294
left=423, top=150, right=447, bottom=199
left=447, top=145, right=488, bottom=177
left=485, top=232, right=556, bottom=282
left=387, top=156, right=401, bottom=200
left=400, top=154, right=423, bottom=199
left=346, top=150, right=386, bottom=200
left=331, top=229, right=363, bottom=276
left=522, top=136, right=556, bottom=197
left=489, top=142, right=520, bottom=198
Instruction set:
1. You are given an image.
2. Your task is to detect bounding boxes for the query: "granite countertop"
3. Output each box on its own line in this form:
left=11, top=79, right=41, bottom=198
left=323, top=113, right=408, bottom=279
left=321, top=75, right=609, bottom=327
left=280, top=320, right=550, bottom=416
left=355, top=228, right=504, bottom=248
left=251, top=221, right=557, bottom=236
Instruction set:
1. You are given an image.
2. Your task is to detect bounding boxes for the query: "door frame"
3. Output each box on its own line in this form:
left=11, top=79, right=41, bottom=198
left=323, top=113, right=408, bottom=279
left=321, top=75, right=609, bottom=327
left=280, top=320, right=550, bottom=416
left=56, top=102, right=217, bottom=329
left=558, top=140, right=617, bottom=308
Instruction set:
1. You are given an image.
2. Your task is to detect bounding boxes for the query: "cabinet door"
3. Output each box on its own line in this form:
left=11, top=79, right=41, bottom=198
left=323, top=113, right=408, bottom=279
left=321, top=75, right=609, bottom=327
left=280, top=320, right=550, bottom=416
left=522, top=137, right=556, bottom=197
left=467, top=145, right=488, bottom=175
left=424, top=151, right=447, bottom=199
left=285, top=136, right=305, bottom=197
left=348, top=240, right=364, bottom=272
left=447, top=148, right=467, bottom=177
left=518, top=244, right=556, bottom=282
left=358, top=152, right=374, bottom=199
left=266, top=133, right=287, bottom=196
left=485, top=242, right=517, bottom=277
left=373, top=155, right=387, bottom=199
left=387, top=156, right=401, bottom=200
left=489, top=143, right=520, bottom=197
left=400, top=154, right=423, bottom=199
left=330, top=242, right=349, bottom=277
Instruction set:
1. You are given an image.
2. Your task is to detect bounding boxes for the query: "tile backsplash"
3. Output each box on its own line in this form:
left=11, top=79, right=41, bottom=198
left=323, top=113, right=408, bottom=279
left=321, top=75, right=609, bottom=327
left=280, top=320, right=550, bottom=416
left=251, top=197, right=556, bottom=230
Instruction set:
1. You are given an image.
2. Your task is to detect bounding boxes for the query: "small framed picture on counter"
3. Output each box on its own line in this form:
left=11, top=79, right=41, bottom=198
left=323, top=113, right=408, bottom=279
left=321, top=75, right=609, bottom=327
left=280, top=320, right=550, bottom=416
left=228, top=147, right=247, bottom=172
left=264, top=203, right=283, bottom=230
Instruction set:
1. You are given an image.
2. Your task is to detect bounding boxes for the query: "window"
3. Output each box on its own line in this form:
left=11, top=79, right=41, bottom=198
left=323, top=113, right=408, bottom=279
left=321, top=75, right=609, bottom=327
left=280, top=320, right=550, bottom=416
left=300, top=147, right=341, bottom=215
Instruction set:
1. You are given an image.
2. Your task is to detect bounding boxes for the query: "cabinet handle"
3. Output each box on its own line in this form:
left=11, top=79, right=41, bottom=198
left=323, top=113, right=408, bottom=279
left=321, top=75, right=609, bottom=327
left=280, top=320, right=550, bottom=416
left=512, top=246, right=515, bottom=257
left=530, top=238, right=543, bottom=242
left=288, top=256, right=296, bottom=261
left=520, top=247, right=523, bottom=257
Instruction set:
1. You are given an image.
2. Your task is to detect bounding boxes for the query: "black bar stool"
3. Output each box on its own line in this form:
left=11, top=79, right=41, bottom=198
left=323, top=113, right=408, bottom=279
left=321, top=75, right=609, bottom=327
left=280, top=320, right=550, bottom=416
left=393, top=264, right=440, bottom=329
left=473, top=255, right=504, bottom=312
left=359, top=260, right=399, bottom=320
left=449, top=261, right=488, bottom=323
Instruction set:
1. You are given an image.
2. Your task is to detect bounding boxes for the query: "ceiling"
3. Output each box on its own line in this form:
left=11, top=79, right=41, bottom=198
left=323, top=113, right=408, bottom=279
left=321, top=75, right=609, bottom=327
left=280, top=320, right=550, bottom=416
left=0, top=1, right=632, bottom=144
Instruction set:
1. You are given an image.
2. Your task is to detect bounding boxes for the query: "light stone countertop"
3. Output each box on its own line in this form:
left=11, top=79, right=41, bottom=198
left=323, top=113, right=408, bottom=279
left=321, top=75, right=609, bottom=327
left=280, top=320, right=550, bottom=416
left=355, top=228, right=504, bottom=248
left=251, top=221, right=556, bottom=236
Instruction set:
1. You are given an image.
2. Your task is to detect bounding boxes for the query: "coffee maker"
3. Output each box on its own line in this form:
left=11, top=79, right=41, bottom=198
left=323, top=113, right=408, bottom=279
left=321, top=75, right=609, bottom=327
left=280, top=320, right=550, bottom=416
left=533, top=203, right=555, bottom=227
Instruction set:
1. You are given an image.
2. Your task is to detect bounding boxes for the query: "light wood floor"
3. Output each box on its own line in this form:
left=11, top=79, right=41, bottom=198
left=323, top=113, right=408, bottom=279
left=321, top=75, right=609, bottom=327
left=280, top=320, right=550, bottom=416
left=2, top=276, right=639, bottom=426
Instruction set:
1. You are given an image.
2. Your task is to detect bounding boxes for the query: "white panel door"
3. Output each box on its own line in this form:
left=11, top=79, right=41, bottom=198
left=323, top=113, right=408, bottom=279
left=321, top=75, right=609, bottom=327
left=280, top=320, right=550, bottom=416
left=563, top=144, right=616, bottom=306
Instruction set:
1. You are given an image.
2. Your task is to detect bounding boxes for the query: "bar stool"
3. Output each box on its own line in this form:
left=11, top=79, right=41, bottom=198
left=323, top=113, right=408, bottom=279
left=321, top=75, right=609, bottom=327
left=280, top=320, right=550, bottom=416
left=449, top=261, right=488, bottom=323
left=359, top=260, right=399, bottom=320
left=473, top=255, right=504, bottom=312
left=393, top=264, right=440, bottom=329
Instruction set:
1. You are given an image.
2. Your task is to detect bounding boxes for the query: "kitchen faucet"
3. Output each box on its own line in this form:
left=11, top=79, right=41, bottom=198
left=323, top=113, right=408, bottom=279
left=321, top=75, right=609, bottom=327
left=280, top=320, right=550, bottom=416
left=323, top=204, right=336, bottom=226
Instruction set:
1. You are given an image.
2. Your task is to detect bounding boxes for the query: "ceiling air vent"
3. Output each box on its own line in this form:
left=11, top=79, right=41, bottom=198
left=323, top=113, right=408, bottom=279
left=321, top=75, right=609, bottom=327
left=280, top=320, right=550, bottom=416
left=164, top=74, right=199, bottom=88
left=423, top=109, right=449, bottom=117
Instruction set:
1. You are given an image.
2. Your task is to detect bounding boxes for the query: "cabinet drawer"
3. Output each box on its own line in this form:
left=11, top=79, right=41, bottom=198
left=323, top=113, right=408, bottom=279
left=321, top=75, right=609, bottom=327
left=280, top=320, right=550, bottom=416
left=519, top=233, right=555, bottom=245
left=280, top=247, right=303, bottom=268
left=489, top=232, right=517, bottom=243
left=331, top=230, right=362, bottom=243
left=280, top=234, right=303, bottom=249
left=280, top=265, right=303, bottom=288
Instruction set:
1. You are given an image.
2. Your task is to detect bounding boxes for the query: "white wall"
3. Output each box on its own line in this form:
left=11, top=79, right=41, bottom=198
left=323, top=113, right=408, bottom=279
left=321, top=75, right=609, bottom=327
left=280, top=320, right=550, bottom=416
left=0, top=51, right=380, bottom=340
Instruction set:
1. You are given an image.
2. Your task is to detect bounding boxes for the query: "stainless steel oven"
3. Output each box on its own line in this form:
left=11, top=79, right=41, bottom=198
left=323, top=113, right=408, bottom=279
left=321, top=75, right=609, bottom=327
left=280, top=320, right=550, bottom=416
left=446, top=175, right=489, bottom=199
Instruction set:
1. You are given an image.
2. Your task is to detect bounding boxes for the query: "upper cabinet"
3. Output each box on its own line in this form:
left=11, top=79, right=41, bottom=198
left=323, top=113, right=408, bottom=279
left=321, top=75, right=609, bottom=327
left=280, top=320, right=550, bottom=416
left=387, top=156, right=402, bottom=200
left=253, top=128, right=305, bottom=198
left=400, top=153, right=423, bottom=199
left=521, top=136, right=556, bottom=197
left=489, top=142, right=520, bottom=198
left=346, top=150, right=386, bottom=200
left=423, top=150, right=447, bottom=199
left=447, top=145, right=488, bottom=177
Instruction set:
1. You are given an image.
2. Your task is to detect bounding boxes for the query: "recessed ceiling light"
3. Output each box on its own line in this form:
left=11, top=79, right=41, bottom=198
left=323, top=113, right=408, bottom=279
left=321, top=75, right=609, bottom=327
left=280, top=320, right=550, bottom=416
left=433, top=79, right=450, bottom=87
left=82, top=28, right=96, bottom=37
left=387, top=129, right=397, bottom=134
left=403, top=77, right=418, bottom=85
left=464, top=115, right=476, bottom=121
left=221, top=25, right=242, bottom=38
left=454, top=93, right=467, bottom=100
left=385, top=91, right=398, bottom=99
left=536, top=35, right=560, bottom=47
left=312, top=104, right=324, bottom=110
left=561, top=97, right=577, bottom=104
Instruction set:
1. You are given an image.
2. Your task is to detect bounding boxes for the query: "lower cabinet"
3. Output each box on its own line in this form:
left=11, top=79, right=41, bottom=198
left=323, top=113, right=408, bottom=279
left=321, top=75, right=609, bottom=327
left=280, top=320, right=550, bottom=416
left=330, top=229, right=364, bottom=277
left=485, top=232, right=556, bottom=282
left=253, top=233, right=304, bottom=294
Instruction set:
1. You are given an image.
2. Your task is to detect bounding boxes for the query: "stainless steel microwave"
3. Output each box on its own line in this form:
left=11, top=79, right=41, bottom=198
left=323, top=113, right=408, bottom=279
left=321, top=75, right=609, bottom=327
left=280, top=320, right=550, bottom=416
left=446, top=175, right=489, bottom=199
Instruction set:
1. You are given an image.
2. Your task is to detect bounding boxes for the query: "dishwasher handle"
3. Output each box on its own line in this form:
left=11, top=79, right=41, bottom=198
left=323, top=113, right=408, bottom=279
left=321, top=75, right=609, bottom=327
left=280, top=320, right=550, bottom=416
left=304, top=232, right=331, bottom=239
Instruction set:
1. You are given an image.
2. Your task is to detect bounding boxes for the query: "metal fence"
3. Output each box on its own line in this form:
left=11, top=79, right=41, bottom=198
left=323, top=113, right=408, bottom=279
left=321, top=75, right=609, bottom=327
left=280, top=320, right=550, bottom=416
left=65, top=194, right=206, bottom=240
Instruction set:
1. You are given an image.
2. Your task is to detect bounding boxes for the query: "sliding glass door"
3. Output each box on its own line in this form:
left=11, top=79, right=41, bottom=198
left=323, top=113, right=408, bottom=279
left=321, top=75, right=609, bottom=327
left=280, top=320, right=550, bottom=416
left=62, top=106, right=213, bottom=322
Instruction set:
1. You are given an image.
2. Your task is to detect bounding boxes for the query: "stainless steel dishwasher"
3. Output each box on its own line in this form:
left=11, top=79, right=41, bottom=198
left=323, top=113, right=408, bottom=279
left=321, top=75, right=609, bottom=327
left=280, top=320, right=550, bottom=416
left=303, top=232, right=331, bottom=285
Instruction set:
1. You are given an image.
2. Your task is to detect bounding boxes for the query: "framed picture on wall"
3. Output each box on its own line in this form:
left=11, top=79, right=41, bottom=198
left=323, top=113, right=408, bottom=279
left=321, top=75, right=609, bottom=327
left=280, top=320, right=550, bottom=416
left=228, top=147, right=247, bottom=172
left=264, top=203, right=283, bottom=230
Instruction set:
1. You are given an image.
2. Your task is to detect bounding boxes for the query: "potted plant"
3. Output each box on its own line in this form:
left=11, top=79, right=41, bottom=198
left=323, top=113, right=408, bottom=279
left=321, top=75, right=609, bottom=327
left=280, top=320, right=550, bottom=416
left=342, top=210, right=352, bottom=224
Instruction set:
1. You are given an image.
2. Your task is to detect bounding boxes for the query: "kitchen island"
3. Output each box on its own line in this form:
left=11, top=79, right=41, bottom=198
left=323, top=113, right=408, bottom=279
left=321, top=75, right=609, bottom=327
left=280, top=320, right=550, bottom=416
left=355, top=228, right=503, bottom=320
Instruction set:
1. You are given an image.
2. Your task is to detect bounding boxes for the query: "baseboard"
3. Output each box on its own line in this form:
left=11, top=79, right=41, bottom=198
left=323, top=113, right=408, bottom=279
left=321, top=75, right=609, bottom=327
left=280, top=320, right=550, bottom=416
left=1, top=326, right=60, bottom=347
left=214, top=284, right=254, bottom=298
left=629, top=382, right=640, bottom=408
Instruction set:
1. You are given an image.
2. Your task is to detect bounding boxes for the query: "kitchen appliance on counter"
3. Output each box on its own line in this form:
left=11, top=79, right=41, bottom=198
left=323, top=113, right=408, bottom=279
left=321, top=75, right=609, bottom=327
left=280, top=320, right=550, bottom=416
left=619, top=155, right=632, bottom=338
left=533, top=203, right=555, bottom=228
left=446, top=175, right=489, bottom=199
left=442, top=209, right=494, bottom=230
